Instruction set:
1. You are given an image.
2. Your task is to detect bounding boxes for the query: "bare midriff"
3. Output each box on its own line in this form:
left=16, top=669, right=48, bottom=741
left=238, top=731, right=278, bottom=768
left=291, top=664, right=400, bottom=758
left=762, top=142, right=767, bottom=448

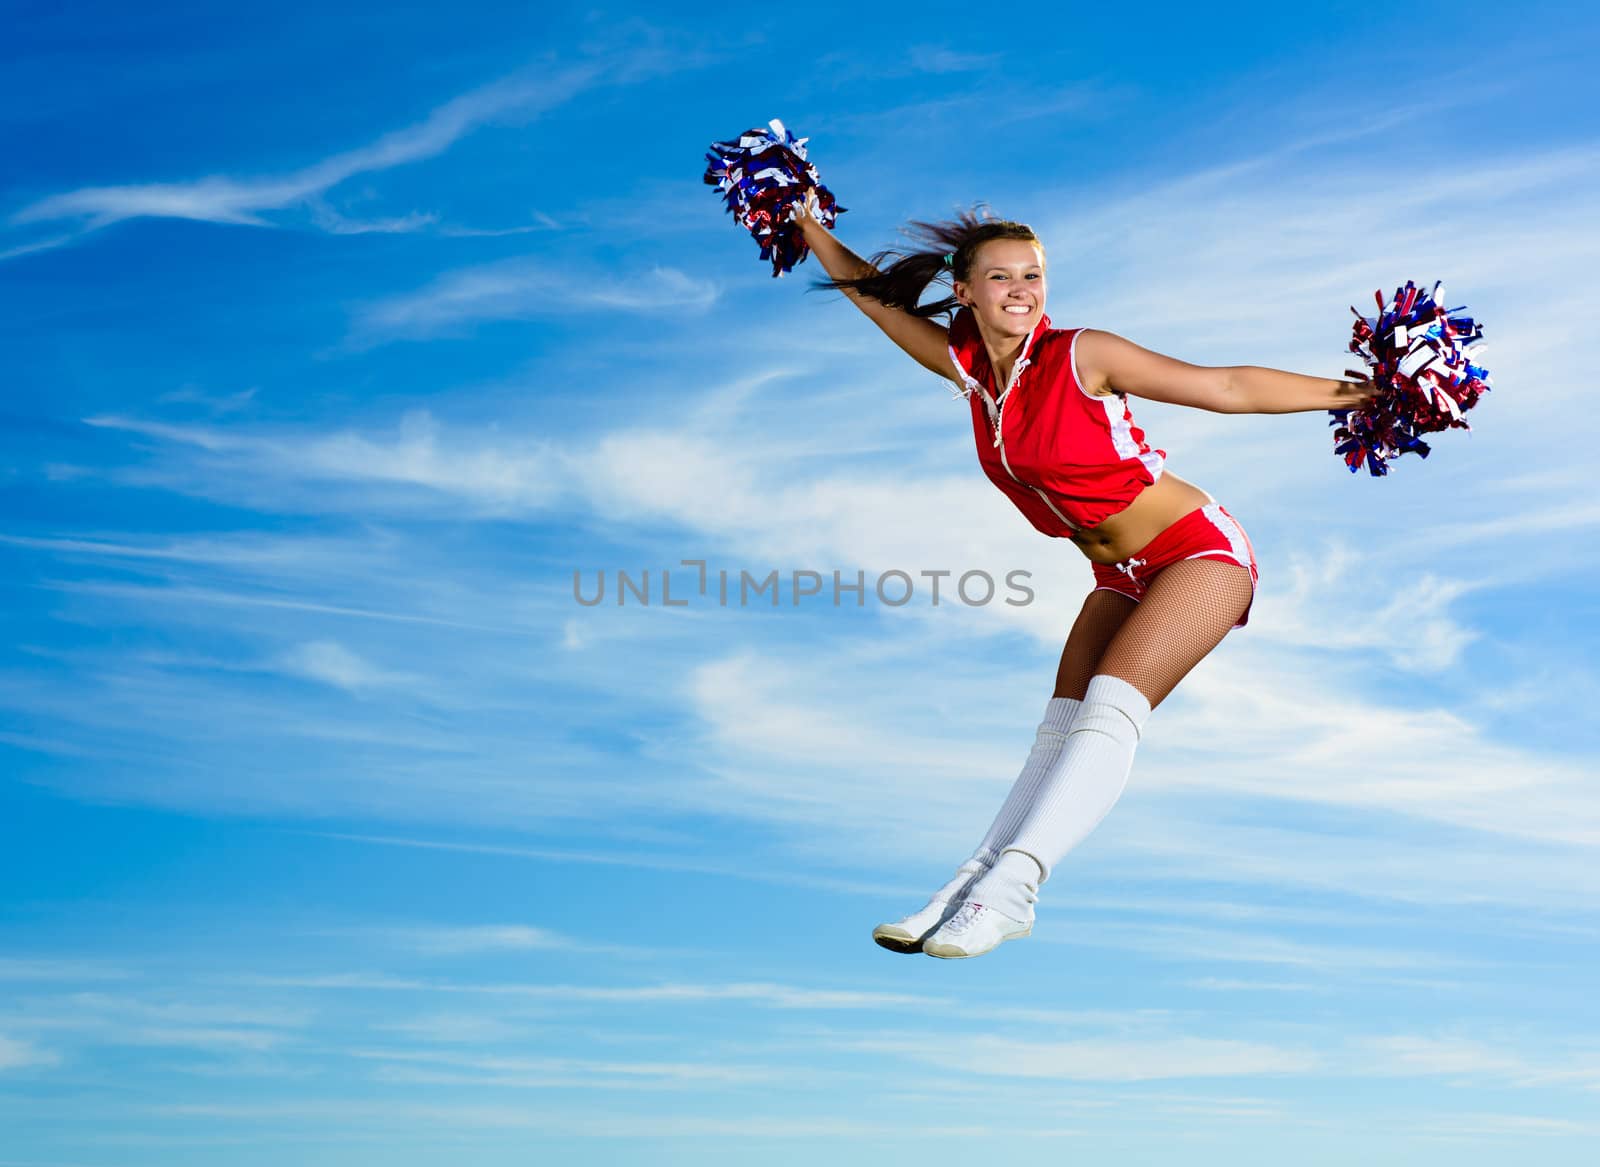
left=1068, top=468, right=1216, bottom=565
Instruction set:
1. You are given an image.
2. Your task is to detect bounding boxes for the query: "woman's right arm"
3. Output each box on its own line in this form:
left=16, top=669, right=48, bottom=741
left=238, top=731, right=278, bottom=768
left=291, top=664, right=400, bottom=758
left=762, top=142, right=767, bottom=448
left=792, top=202, right=957, bottom=382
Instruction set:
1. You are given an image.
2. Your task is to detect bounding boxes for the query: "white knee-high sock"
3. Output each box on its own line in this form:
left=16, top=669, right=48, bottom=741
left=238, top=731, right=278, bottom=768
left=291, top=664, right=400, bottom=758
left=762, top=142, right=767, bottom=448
left=970, top=675, right=1152, bottom=918
left=967, top=696, right=1081, bottom=869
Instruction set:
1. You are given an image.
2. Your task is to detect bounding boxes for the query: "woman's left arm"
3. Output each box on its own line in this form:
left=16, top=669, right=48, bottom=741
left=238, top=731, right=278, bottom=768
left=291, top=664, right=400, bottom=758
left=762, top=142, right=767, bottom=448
left=1077, top=329, right=1376, bottom=414
left=1228, top=364, right=1377, bottom=414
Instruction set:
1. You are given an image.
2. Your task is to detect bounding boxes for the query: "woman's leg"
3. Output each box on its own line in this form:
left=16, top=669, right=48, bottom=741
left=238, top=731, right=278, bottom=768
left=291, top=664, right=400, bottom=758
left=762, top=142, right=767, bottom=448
left=925, top=559, right=1253, bottom=957
left=973, top=589, right=1138, bottom=863
left=1002, top=557, right=1254, bottom=876
left=873, top=590, right=1136, bottom=952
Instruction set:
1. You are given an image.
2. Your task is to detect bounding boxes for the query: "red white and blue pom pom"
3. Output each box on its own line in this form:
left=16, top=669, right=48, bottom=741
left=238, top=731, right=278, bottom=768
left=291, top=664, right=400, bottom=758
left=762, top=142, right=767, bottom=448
left=1330, top=280, right=1492, bottom=476
left=703, top=118, right=844, bottom=277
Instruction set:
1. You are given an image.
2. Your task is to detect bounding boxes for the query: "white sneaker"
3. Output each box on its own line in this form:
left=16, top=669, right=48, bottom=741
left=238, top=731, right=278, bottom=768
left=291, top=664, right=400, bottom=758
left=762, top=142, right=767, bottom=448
left=872, top=862, right=985, bottom=953
left=921, top=900, right=1032, bottom=959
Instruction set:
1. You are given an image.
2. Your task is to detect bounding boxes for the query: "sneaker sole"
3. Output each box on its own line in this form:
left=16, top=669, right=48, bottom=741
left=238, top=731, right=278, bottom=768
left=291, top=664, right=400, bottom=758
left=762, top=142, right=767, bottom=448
left=922, top=924, right=1032, bottom=959
left=871, top=925, right=926, bottom=954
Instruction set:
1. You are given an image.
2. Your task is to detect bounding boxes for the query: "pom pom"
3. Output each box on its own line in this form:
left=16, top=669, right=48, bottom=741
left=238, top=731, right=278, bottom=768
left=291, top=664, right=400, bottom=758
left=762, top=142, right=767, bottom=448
left=703, top=118, right=845, bottom=277
left=1329, top=280, right=1492, bottom=476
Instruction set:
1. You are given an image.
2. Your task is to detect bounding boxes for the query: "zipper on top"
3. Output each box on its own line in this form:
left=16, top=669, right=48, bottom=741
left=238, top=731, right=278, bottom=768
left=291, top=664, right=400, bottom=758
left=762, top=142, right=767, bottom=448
left=977, top=334, right=1081, bottom=535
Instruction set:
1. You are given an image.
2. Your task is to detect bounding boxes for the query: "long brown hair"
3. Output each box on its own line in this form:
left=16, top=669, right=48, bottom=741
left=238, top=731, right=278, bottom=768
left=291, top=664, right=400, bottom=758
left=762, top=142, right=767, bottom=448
left=811, top=204, right=1042, bottom=319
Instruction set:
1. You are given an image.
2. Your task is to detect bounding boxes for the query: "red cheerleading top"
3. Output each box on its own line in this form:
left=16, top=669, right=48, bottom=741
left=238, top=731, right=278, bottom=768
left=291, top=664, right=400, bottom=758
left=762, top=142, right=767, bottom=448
left=946, top=306, right=1167, bottom=535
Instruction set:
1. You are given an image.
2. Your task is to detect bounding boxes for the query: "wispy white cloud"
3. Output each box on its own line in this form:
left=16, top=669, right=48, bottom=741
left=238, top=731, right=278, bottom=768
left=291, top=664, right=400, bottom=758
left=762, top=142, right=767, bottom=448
left=840, top=1021, right=1600, bottom=1092
left=0, top=232, right=76, bottom=261
left=905, top=45, right=1002, bottom=73
left=1356, top=1033, right=1535, bottom=1078
left=4, top=36, right=715, bottom=255
left=1, top=530, right=376, bottom=572
left=226, top=972, right=432, bottom=993
left=49, top=579, right=520, bottom=635
left=372, top=1012, right=526, bottom=1045
left=1048, top=919, right=1460, bottom=974
left=1351, top=1033, right=1600, bottom=1090
left=1037, top=142, right=1599, bottom=450
left=1105, top=810, right=1600, bottom=913
left=436, top=209, right=562, bottom=237
left=82, top=414, right=246, bottom=453
left=1131, top=645, right=1600, bottom=847
left=346, top=259, right=719, bottom=346
left=354, top=1046, right=774, bottom=1087
left=468, top=981, right=942, bottom=1011
left=114, top=1026, right=289, bottom=1052
left=0, top=1033, right=58, bottom=1071
left=302, top=199, right=439, bottom=236
left=231, top=971, right=950, bottom=1013
left=845, top=1032, right=1321, bottom=1082
left=140, top=1098, right=1040, bottom=1139
left=310, top=833, right=910, bottom=899
left=1184, top=978, right=1320, bottom=993
left=82, top=409, right=567, bottom=516
left=1250, top=540, right=1483, bottom=672
left=8, top=64, right=603, bottom=238
left=825, top=77, right=1127, bottom=137
left=0, top=992, right=312, bottom=1057
left=331, top=924, right=577, bottom=956
left=1411, top=1111, right=1599, bottom=1139
left=155, top=385, right=259, bottom=414
left=277, top=640, right=417, bottom=693
left=0, top=958, right=129, bottom=983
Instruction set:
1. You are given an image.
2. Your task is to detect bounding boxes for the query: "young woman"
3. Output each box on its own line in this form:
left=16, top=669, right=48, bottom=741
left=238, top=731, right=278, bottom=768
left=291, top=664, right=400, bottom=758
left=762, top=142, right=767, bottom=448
left=789, top=200, right=1377, bottom=959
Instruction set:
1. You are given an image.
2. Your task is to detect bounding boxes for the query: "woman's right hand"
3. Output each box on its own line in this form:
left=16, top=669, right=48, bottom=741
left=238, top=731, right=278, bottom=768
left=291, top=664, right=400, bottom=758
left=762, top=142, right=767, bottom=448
left=788, top=189, right=823, bottom=230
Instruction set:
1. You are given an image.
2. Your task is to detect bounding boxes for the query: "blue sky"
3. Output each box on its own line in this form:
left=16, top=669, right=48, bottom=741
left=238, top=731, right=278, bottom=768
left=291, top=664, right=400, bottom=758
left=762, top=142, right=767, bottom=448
left=3, top=1, right=1599, bottom=1162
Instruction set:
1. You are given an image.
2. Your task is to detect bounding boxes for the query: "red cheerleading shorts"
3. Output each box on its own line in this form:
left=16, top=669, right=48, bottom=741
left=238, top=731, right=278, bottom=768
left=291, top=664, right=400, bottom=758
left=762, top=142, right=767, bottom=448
left=1090, top=502, right=1260, bottom=628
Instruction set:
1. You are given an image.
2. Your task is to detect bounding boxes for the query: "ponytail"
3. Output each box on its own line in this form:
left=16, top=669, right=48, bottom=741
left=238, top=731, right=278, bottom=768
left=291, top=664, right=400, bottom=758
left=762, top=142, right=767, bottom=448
left=810, top=204, right=1042, bottom=319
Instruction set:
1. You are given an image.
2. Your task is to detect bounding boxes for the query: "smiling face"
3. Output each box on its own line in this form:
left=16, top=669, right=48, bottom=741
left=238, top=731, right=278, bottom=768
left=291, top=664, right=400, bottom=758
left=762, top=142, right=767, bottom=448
left=955, top=236, right=1047, bottom=341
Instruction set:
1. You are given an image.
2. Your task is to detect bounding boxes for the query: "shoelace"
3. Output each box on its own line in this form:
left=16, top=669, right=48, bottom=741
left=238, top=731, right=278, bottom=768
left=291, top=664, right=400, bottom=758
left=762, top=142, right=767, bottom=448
left=940, top=902, right=985, bottom=936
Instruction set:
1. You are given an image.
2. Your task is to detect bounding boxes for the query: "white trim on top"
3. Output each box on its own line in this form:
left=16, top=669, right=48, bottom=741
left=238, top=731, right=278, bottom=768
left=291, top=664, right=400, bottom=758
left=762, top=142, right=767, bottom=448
left=1070, top=327, right=1103, bottom=399
left=1098, top=393, right=1143, bottom=460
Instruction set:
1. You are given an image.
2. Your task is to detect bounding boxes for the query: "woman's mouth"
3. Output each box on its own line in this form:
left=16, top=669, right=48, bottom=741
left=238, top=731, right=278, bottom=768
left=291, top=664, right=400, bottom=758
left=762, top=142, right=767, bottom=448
left=1003, top=305, right=1032, bottom=315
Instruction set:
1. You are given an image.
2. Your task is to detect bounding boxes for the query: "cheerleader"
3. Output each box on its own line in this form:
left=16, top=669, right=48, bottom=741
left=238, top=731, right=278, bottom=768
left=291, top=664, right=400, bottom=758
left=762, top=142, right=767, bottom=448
left=789, top=199, right=1377, bottom=958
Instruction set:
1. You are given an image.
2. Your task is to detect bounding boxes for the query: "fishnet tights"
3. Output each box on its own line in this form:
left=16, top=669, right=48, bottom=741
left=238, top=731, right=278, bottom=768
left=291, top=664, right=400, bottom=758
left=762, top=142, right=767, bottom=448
left=1054, top=558, right=1255, bottom=709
